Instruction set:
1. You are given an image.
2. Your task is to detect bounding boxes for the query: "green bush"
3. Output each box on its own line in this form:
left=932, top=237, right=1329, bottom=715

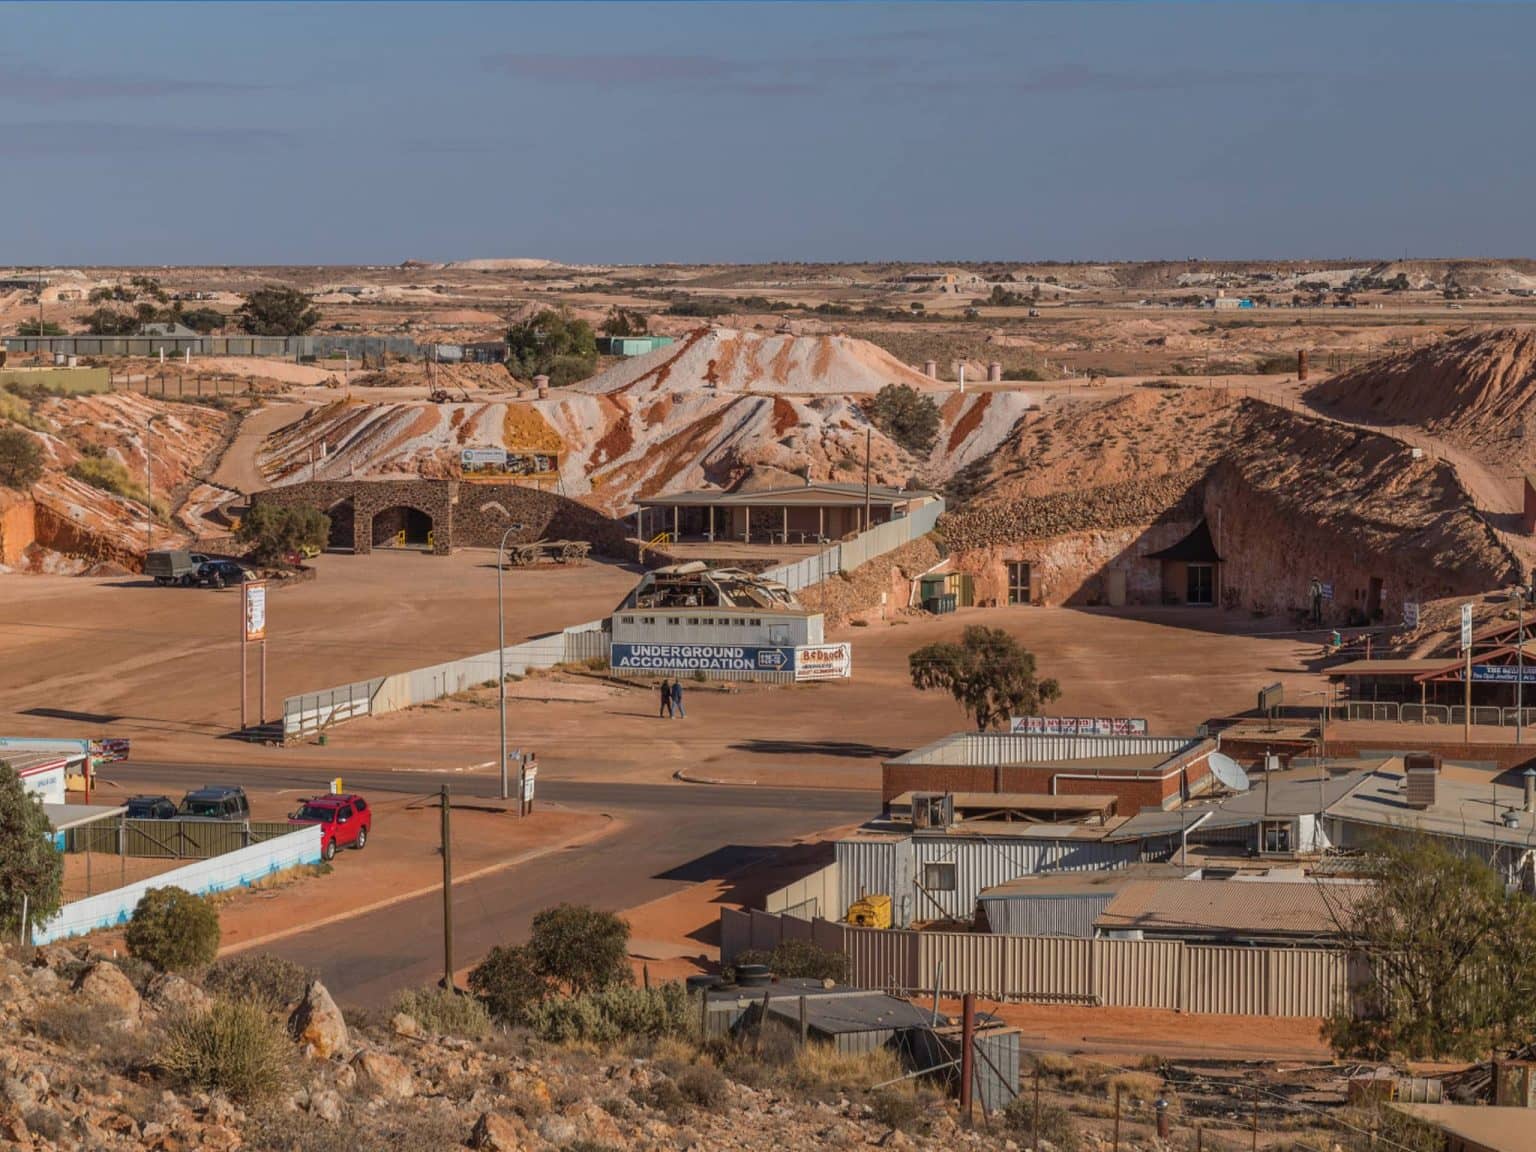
left=732, top=939, right=847, bottom=984
left=125, top=886, right=220, bottom=972
left=157, top=998, right=293, bottom=1102
left=203, top=953, right=314, bottom=1013
left=0, top=761, right=63, bottom=939
left=527, top=904, right=632, bottom=994
left=869, top=383, right=940, bottom=455
left=0, top=427, right=45, bottom=490
left=236, top=503, right=330, bottom=565
left=392, top=986, right=491, bottom=1039
left=468, top=944, right=550, bottom=1026
left=68, top=455, right=163, bottom=513
left=524, top=983, right=692, bottom=1044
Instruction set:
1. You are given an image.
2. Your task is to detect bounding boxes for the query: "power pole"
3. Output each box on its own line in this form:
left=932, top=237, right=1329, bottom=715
left=440, top=785, right=454, bottom=989
left=862, top=425, right=872, bottom=532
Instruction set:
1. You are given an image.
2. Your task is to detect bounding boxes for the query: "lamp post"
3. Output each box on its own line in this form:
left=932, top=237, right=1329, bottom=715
left=1300, top=689, right=1330, bottom=852
left=145, top=415, right=161, bottom=553
left=479, top=501, right=524, bottom=801
left=1515, top=579, right=1531, bottom=745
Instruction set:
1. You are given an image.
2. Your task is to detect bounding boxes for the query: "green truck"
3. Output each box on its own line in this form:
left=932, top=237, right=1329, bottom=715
left=143, top=549, right=209, bottom=586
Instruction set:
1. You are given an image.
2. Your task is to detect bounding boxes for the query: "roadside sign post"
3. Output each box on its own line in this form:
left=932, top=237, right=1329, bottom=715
left=1462, top=603, right=1474, bottom=743
left=241, top=581, right=268, bottom=732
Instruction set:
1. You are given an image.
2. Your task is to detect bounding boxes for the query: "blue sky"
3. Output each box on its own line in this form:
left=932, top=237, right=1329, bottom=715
left=4, top=2, right=1531, bottom=265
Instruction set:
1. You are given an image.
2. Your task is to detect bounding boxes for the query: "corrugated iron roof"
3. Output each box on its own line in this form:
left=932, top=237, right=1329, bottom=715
left=1, top=751, right=72, bottom=775
left=1095, top=879, right=1366, bottom=938
left=1390, top=1104, right=1532, bottom=1152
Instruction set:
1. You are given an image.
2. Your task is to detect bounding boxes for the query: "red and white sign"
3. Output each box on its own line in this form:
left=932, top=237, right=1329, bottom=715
left=1011, top=715, right=1149, bottom=736
left=795, top=643, right=852, bottom=681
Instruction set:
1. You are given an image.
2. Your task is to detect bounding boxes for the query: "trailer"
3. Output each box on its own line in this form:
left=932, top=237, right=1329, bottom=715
left=503, top=539, right=591, bottom=567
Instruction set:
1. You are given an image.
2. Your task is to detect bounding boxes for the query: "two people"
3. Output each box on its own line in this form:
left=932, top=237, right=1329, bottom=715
left=658, top=677, right=686, bottom=719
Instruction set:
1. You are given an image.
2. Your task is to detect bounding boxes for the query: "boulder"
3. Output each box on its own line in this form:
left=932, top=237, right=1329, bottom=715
left=351, top=1050, right=414, bottom=1101
left=288, top=981, right=348, bottom=1058
left=148, top=973, right=211, bottom=1018
left=390, top=1011, right=420, bottom=1038
left=308, top=1089, right=343, bottom=1124
left=469, top=1111, right=524, bottom=1150
left=74, top=962, right=141, bottom=1023
left=536, top=1114, right=577, bottom=1145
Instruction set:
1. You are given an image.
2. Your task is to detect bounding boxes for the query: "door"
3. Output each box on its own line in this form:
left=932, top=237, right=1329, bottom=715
left=1007, top=562, right=1031, bottom=605
left=1366, top=576, right=1384, bottom=620
left=1105, top=569, right=1127, bottom=607
left=1187, top=563, right=1214, bottom=606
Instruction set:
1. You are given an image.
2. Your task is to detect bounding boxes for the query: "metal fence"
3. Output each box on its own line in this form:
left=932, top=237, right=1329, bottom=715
left=64, top=819, right=299, bottom=860
left=723, top=910, right=1351, bottom=1019
left=758, top=499, right=945, bottom=593
left=1336, top=701, right=1536, bottom=729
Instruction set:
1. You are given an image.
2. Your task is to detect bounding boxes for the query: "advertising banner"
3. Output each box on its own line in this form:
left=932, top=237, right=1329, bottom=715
left=794, top=643, right=852, bottom=681
left=461, top=447, right=508, bottom=472
left=1010, top=715, right=1149, bottom=736
left=1402, top=601, right=1420, bottom=629
left=243, top=582, right=267, bottom=642
left=1471, top=664, right=1536, bottom=684
left=89, top=738, right=131, bottom=764
left=611, top=643, right=796, bottom=674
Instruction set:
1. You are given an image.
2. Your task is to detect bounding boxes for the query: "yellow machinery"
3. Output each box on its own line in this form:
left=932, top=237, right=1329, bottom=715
left=846, top=893, right=892, bottom=929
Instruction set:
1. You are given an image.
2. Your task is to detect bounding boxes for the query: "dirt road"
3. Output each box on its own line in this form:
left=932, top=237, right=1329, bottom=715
left=211, top=401, right=312, bottom=495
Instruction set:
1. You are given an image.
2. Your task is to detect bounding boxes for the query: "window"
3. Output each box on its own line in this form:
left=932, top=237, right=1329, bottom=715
left=354, top=799, right=367, bottom=812
left=1262, top=821, right=1293, bottom=854
left=621, top=616, right=634, bottom=624
left=687, top=617, right=700, bottom=626
left=1007, top=561, right=1031, bottom=605
left=667, top=617, right=681, bottom=626
left=921, top=862, right=957, bottom=892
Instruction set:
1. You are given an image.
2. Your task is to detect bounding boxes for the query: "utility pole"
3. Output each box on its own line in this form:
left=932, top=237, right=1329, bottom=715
left=862, top=425, right=872, bottom=532
left=1519, top=582, right=1528, bottom=745
left=959, top=992, right=976, bottom=1125
left=481, top=502, right=524, bottom=801
left=440, top=784, right=454, bottom=989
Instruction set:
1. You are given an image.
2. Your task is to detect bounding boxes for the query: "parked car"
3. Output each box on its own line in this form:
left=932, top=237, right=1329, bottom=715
left=177, top=785, right=251, bottom=821
left=196, top=560, right=251, bottom=588
left=145, top=550, right=210, bottom=587
left=288, top=794, right=371, bottom=861
left=124, top=794, right=176, bottom=820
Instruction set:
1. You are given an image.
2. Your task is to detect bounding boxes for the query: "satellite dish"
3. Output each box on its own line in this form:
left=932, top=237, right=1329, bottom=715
left=1209, top=752, right=1251, bottom=793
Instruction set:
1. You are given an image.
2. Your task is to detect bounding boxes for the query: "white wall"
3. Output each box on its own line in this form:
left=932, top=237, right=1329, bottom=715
left=21, top=765, right=66, bottom=807
left=35, top=824, right=322, bottom=944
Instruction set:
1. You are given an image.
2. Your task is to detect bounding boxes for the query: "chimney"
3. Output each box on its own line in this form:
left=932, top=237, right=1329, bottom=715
left=923, top=360, right=937, bottom=379
left=1403, top=752, right=1440, bottom=809
left=988, top=362, right=1003, bottom=383
left=1524, top=767, right=1535, bottom=814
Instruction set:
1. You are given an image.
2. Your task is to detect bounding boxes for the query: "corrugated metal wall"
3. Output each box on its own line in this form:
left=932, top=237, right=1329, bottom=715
left=977, top=893, right=1113, bottom=938
left=612, top=612, right=814, bottom=647
left=764, top=862, right=840, bottom=919
left=890, top=731, right=1199, bottom=769
left=727, top=911, right=1350, bottom=1018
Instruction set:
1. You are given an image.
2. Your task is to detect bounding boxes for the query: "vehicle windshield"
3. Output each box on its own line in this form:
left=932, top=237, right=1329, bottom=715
left=294, top=804, right=336, bottom=822
left=180, top=800, right=225, bottom=817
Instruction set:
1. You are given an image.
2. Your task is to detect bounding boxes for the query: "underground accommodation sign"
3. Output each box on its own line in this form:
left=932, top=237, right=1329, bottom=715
left=611, top=643, right=797, bottom=673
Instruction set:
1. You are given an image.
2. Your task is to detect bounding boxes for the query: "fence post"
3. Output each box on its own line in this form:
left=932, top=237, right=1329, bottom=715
left=959, top=992, right=976, bottom=1124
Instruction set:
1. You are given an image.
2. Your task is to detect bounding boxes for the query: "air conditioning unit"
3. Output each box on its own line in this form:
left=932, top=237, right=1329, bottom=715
left=912, top=792, right=954, bottom=831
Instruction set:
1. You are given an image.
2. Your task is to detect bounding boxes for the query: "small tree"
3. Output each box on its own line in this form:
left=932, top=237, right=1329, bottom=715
left=600, top=307, right=648, bottom=337
left=468, top=942, right=549, bottom=1026
left=236, top=503, right=330, bottom=565
left=15, top=320, right=65, bottom=336
left=468, top=902, right=632, bottom=1024
left=909, top=625, right=1060, bottom=731
left=1322, top=835, right=1536, bottom=1060
left=506, top=307, right=598, bottom=387
left=870, top=383, right=940, bottom=455
left=0, top=761, right=64, bottom=940
left=0, top=427, right=44, bottom=489
left=126, top=886, right=221, bottom=972
left=81, top=307, right=137, bottom=336
left=235, top=286, right=321, bottom=336
left=178, top=307, right=226, bottom=334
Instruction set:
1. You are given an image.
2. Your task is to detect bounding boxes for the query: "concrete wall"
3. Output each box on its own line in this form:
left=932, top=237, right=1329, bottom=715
left=35, top=824, right=322, bottom=944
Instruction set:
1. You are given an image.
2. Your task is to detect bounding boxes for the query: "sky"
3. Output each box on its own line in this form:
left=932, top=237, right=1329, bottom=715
left=3, top=1, right=1533, bottom=266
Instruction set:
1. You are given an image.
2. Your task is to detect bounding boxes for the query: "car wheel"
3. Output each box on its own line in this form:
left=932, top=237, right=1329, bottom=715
left=323, top=838, right=336, bottom=862
left=353, top=825, right=367, bottom=850
left=179, top=574, right=193, bottom=587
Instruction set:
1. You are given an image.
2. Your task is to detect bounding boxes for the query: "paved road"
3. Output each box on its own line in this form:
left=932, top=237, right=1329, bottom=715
left=114, top=761, right=873, bottom=1006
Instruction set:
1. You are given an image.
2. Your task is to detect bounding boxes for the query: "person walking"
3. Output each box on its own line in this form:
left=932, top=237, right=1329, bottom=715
left=658, top=678, right=673, bottom=719
left=671, top=677, right=686, bottom=719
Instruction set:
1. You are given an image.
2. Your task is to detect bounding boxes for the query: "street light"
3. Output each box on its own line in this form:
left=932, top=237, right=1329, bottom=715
left=145, top=415, right=162, bottom=553
left=479, top=501, right=525, bottom=801
left=1512, top=579, right=1532, bottom=745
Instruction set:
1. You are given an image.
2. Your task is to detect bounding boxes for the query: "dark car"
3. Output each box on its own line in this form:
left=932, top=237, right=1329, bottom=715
left=177, top=785, right=251, bottom=821
left=125, top=794, right=176, bottom=820
left=196, top=560, right=250, bottom=588
left=288, top=794, right=371, bottom=861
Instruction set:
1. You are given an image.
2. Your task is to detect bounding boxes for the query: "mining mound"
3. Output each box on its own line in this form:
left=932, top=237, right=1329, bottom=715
left=1308, top=326, right=1536, bottom=466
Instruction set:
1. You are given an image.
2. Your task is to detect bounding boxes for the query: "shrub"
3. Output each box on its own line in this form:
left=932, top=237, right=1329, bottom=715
left=1004, top=1098, right=1081, bottom=1150
left=869, top=383, right=940, bottom=455
left=675, top=1062, right=729, bottom=1109
left=868, top=1087, right=933, bottom=1135
left=157, top=998, right=292, bottom=1101
left=203, top=953, right=314, bottom=1013
left=392, top=985, right=491, bottom=1039
left=469, top=943, right=550, bottom=1026
left=0, top=761, right=63, bottom=939
left=733, top=939, right=847, bottom=983
left=524, top=983, right=692, bottom=1044
left=237, top=503, right=330, bottom=565
left=0, top=426, right=44, bottom=489
left=68, top=455, right=163, bottom=513
left=125, top=886, right=220, bottom=972
left=29, top=997, right=146, bottom=1072
left=527, top=904, right=632, bottom=995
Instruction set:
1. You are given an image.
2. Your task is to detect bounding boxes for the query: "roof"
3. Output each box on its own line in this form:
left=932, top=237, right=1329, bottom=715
left=637, top=482, right=933, bottom=509
left=1324, top=766, right=1536, bottom=845
left=1002, top=752, right=1175, bottom=773
left=1216, top=769, right=1375, bottom=818
left=842, top=819, right=1120, bottom=844
left=1095, top=879, right=1366, bottom=939
left=764, top=990, right=934, bottom=1035
left=979, top=864, right=1199, bottom=900
left=889, top=792, right=1119, bottom=817
left=1390, top=1104, right=1533, bottom=1152
left=1327, top=658, right=1461, bottom=679
left=1, top=751, right=72, bottom=776
left=885, top=731, right=1209, bottom=771
left=1146, top=519, right=1224, bottom=564
left=44, top=803, right=127, bottom=832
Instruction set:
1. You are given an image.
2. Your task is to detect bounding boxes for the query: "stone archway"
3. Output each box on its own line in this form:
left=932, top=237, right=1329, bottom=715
left=369, top=505, right=435, bottom=549
left=324, top=497, right=355, bottom=551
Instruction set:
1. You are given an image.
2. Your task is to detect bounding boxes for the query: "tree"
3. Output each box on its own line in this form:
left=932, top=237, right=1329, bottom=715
left=0, top=427, right=44, bottom=489
left=0, top=760, right=64, bottom=941
left=15, top=320, right=65, bottom=336
left=909, top=625, right=1061, bottom=731
left=235, top=286, right=321, bottom=336
left=178, top=307, right=226, bottom=334
left=236, top=503, right=330, bottom=565
left=1322, top=835, right=1536, bottom=1060
left=600, top=307, right=648, bottom=337
left=126, top=886, right=221, bottom=971
left=870, top=383, right=941, bottom=455
left=81, top=307, right=137, bottom=336
left=468, top=903, right=631, bottom=1025
left=506, top=307, right=598, bottom=387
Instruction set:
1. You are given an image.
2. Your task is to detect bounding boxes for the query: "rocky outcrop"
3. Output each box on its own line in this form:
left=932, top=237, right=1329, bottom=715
left=73, top=962, right=141, bottom=1024
left=938, top=471, right=1204, bottom=552
left=288, top=980, right=348, bottom=1058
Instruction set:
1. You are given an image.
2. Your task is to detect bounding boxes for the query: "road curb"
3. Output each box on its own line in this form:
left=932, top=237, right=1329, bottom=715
left=217, top=813, right=620, bottom=957
left=672, top=768, right=757, bottom=786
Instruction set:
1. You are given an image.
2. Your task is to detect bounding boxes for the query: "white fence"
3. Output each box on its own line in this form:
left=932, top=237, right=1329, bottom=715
left=35, top=825, right=322, bottom=944
left=281, top=506, right=944, bottom=738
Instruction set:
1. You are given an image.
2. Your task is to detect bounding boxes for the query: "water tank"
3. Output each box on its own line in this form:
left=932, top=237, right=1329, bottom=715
left=988, top=362, right=1002, bottom=382
left=923, top=360, right=937, bottom=378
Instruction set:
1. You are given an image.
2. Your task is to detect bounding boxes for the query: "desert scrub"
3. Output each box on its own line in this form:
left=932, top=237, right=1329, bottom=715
left=68, top=454, right=166, bottom=514
left=203, top=953, right=314, bottom=1012
left=392, top=985, right=491, bottom=1039
left=125, top=886, right=220, bottom=972
left=1004, top=1097, right=1082, bottom=1151
left=523, top=983, right=693, bottom=1044
left=157, top=998, right=293, bottom=1102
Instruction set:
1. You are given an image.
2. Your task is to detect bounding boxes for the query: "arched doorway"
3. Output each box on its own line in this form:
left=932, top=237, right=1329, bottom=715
left=371, top=505, right=434, bottom=549
left=325, top=497, right=355, bottom=551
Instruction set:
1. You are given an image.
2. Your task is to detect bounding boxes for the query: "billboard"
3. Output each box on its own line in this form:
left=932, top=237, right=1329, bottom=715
left=610, top=643, right=796, bottom=674
left=1472, top=664, right=1536, bottom=684
left=461, top=447, right=508, bottom=472
left=243, top=582, right=267, bottom=642
left=795, top=643, right=852, bottom=681
left=1010, top=715, right=1149, bottom=736
left=89, top=738, right=131, bottom=764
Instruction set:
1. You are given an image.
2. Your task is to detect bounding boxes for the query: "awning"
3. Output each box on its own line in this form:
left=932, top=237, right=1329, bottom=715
left=1147, top=520, right=1223, bottom=564
left=43, top=803, right=127, bottom=833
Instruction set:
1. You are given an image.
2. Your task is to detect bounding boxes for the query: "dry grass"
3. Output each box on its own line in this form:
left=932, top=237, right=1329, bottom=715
left=1107, top=1070, right=1163, bottom=1104
left=790, top=1042, right=901, bottom=1093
